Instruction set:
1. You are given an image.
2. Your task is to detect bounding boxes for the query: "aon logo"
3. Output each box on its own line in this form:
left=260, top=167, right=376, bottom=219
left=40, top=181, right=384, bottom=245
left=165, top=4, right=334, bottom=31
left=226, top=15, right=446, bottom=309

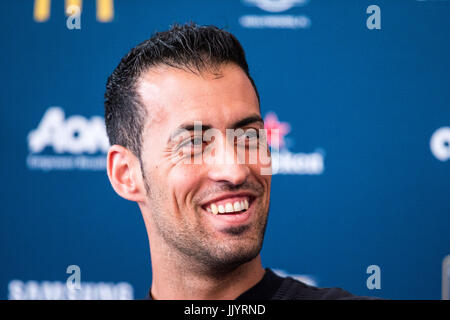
left=28, top=107, right=110, bottom=154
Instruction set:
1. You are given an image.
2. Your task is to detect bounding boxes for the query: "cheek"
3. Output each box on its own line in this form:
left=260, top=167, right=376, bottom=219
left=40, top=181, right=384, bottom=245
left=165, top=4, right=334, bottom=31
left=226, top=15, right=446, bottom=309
left=249, top=163, right=271, bottom=193
left=168, top=165, right=204, bottom=207
left=258, top=170, right=271, bottom=189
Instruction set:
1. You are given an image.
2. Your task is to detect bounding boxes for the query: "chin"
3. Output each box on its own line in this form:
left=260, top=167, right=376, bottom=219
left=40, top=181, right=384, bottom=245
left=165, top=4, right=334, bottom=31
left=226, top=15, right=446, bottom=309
left=204, top=237, right=263, bottom=274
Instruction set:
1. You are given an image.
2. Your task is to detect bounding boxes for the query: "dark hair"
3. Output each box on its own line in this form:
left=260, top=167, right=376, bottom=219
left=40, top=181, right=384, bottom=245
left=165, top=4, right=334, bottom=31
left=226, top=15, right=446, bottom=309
left=104, top=23, right=259, bottom=160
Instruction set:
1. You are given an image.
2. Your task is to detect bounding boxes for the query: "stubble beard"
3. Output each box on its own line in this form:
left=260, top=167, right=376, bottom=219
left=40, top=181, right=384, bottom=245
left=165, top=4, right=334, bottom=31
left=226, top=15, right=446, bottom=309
left=144, top=175, right=269, bottom=277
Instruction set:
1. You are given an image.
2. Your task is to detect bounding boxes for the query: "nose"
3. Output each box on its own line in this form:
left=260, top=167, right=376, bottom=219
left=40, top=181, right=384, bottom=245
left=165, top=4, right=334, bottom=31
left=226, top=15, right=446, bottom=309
left=206, top=135, right=250, bottom=185
left=208, top=162, right=250, bottom=186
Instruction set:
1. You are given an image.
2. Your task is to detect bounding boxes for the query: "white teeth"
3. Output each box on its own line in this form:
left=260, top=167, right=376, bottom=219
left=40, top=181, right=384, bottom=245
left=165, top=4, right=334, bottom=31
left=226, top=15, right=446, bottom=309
left=211, top=203, right=218, bottom=215
left=206, top=198, right=250, bottom=214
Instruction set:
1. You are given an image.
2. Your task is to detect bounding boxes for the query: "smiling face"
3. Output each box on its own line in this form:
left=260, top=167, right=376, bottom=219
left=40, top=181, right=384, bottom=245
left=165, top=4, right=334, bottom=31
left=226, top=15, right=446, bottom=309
left=136, top=63, right=271, bottom=273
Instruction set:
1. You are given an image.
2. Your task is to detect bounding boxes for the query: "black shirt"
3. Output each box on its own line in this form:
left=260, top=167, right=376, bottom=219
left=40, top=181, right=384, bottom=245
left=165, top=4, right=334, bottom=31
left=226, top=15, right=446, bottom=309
left=236, top=268, right=377, bottom=300
left=147, top=268, right=378, bottom=300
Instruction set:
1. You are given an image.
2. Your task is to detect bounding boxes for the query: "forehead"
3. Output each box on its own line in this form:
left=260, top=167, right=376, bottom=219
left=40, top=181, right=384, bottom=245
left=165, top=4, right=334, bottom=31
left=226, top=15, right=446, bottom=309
left=136, top=63, right=260, bottom=134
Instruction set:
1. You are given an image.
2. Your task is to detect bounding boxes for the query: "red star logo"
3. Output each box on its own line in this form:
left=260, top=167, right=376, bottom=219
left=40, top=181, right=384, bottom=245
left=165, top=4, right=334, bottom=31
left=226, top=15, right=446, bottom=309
left=263, top=112, right=291, bottom=148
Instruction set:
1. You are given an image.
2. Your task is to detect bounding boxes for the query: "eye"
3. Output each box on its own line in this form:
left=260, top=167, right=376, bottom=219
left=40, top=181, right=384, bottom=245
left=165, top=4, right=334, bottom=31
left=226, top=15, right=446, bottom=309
left=236, top=129, right=260, bottom=149
left=245, top=130, right=259, bottom=140
left=177, top=136, right=205, bottom=154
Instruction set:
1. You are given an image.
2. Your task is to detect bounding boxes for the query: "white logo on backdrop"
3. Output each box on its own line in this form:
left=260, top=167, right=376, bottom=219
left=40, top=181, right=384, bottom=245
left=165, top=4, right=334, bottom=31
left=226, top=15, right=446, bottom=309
left=430, top=127, right=450, bottom=162
left=243, top=0, right=308, bottom=13
left=239, top=0, right=311, bottom=29
left=8, top=279, right=133, bottom=300
left=27, top=107, right=109, bottom=171
left=264, top=112, right=324, bottom=175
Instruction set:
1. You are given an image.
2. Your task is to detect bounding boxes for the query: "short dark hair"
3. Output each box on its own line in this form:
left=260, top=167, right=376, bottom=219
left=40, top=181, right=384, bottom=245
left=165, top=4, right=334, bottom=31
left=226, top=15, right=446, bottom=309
left=104, top=23, right=259, bottom=160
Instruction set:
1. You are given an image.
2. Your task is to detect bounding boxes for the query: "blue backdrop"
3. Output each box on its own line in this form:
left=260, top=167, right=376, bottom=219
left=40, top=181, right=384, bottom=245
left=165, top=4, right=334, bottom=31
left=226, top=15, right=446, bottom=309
left=1, top=0, right=449, bottom=300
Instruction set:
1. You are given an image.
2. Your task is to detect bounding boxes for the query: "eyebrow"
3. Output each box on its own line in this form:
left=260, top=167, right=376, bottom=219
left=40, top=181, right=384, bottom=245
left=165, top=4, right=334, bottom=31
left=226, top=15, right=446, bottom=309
left=231, top=115, right=264, bottom=129
left=168, top=114, right=264, bottom=143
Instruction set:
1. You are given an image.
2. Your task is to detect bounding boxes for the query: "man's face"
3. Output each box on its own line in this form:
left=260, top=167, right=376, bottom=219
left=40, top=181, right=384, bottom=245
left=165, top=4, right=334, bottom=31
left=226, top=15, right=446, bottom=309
left=137, top=63, right=271, bottom=272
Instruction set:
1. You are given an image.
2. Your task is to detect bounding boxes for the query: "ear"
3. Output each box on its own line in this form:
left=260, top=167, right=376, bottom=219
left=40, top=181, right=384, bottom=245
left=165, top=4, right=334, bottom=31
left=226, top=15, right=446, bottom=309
left=107, top=145, right=147, bottom=203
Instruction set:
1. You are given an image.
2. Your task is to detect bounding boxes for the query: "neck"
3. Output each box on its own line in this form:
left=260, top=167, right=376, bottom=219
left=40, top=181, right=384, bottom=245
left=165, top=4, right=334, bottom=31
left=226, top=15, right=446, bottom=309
left=149, top=242, right=265, bottom=300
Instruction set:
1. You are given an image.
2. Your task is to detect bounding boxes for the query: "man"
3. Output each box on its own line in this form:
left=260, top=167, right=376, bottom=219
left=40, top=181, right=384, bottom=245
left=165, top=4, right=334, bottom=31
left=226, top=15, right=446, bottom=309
left=104, top=23, right=371, bottom=300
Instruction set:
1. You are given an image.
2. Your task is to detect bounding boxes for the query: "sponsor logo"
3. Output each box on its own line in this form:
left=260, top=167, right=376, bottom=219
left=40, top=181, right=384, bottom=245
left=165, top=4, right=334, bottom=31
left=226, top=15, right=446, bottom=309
left=34, top=0, right=114, bottom=23
left=264, top=112, right=324, bottom=175
left=239, top=0, right=311, bottom=29
left=26, top=107, right=109, bottom=171
left=8, top=279, right=133, bottom=300
left=430, top=127, right=450, bottom=162
left=243, top=0, right=309, bottom=13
